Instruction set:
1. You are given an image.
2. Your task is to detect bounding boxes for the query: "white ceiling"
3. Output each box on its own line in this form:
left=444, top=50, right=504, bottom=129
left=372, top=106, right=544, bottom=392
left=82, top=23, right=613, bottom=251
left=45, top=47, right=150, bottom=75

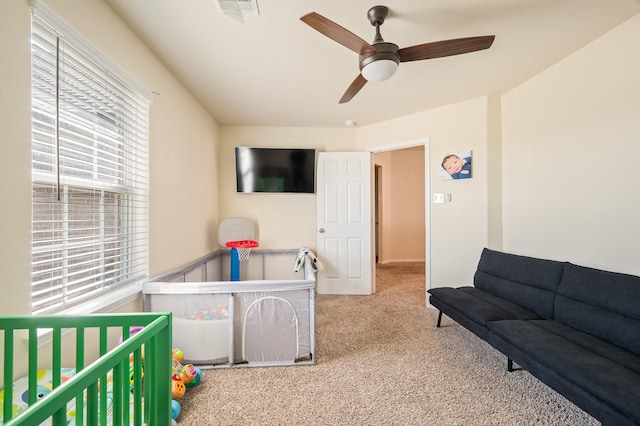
left=105, top=0, right=640, bottom=128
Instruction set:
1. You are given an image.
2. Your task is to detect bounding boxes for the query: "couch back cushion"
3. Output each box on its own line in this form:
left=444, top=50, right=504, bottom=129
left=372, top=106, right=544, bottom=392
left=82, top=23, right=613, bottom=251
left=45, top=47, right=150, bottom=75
left=474, top=248, right=566, bottom=319
left=555, top=263, right=640, bottom=356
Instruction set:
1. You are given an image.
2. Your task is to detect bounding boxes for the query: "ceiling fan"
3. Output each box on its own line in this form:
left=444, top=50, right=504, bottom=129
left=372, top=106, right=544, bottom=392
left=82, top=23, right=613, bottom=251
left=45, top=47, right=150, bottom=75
left=300, top=5, right=495, bottom=103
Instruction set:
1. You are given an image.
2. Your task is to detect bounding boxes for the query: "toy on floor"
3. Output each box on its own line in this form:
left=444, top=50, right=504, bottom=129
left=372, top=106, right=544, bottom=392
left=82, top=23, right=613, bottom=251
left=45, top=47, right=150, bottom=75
left=119, top=325, right=145, bottom=348
left=171, top=348, right=203, bottom=420
left=172, top=349, right=197, bottom=386
left=171, top=399, right=181, bottom=419
left=118, top=326, right=146, bottom=395
left=118, top=330, right=202, bottom=422
left=172, top=379, right=186, bottom=400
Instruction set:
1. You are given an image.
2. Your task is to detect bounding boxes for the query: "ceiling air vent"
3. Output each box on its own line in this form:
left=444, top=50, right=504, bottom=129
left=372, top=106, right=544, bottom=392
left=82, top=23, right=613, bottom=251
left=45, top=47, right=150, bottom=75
left=216, top=0, right=259, bottom=22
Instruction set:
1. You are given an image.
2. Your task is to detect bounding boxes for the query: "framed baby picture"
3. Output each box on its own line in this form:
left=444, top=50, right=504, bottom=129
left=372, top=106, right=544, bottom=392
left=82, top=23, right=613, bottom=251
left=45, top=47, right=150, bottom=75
left=440, top=150, right=472, bottom=180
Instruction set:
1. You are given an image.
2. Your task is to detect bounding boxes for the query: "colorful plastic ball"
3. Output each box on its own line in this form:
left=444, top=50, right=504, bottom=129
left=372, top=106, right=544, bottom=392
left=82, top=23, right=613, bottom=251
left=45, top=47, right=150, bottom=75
left=171, top=399, right=181, bottom=420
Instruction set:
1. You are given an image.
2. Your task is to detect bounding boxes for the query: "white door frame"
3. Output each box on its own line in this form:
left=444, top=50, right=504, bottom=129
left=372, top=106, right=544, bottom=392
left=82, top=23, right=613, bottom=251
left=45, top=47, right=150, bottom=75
left=369, top=137, right=431, bottom=303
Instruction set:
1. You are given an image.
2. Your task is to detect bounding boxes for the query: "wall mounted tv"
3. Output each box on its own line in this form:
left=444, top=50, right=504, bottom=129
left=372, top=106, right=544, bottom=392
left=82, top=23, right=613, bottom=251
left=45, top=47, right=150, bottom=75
left=235, top=147, right=316, bottom=194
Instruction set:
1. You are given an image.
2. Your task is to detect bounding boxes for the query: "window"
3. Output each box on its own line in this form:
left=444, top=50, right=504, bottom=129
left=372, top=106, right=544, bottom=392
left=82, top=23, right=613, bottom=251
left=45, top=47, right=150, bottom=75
left=30, top=8, right=150, bottom=314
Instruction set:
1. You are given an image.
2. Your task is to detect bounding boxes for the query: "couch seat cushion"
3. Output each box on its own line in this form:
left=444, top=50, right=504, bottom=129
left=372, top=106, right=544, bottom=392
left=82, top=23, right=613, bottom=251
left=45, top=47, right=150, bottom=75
left=428, top=287, right=542, bottom=339
left=487, top=319, right=640, bottom=424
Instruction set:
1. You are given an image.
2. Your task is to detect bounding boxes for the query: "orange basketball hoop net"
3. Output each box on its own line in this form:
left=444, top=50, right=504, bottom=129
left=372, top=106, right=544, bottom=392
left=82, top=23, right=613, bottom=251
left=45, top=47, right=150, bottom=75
left=226, top=239, right=259, bottom=262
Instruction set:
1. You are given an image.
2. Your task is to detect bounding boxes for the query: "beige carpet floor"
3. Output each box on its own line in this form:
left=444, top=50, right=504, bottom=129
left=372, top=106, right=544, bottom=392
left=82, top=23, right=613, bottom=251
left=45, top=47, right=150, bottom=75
left=176, top=262, right=599, bottom=425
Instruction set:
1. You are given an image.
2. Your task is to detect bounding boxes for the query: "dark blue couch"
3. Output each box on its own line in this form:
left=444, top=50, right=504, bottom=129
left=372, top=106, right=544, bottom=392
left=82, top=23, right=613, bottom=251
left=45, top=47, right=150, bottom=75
left=428, top=248, right=640, bottom=426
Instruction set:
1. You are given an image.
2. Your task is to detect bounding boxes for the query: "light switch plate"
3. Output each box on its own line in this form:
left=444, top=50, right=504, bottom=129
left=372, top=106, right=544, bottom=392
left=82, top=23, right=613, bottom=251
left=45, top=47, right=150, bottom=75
left=433, top=193, right=445, bottom=204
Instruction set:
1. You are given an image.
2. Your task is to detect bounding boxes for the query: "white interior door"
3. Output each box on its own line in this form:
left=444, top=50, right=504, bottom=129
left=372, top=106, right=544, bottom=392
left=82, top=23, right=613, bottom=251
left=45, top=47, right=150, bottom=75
left=316, top=152, right=373, bottom=294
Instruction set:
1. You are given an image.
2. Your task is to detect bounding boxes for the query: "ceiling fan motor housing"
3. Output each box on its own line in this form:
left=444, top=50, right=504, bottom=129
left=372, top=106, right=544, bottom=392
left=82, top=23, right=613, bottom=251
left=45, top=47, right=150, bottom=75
left=359, top=42, right=400, bottom=71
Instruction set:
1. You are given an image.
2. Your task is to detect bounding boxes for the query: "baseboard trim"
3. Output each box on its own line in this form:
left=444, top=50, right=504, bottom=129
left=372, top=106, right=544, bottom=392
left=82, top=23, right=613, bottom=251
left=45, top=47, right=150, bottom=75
left=377, top=259, right=425, bottom=264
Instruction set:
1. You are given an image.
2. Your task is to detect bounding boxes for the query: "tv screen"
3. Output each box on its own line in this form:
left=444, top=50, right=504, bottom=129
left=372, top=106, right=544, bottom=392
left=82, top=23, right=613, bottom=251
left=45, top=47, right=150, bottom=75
left=235, top=147, right=316, bottom=193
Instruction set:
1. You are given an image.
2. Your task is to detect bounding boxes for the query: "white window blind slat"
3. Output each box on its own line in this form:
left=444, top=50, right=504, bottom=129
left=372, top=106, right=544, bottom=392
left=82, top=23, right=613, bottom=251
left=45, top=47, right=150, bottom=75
left=31, top=11, right=150, bottom=315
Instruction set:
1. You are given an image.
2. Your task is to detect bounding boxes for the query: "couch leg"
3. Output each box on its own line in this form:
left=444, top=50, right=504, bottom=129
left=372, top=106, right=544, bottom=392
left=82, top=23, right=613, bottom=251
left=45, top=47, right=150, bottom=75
left=436, top=311, right=443, bottom=327
left=507, top=358, right=514, bottom=372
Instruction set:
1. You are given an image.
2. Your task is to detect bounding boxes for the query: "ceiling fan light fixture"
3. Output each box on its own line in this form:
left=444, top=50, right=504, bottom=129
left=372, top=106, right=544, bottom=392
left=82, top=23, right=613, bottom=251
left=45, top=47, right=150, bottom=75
left=300, top=6, right=495, bottom=103
left=361, top=59, right=398, bottom=82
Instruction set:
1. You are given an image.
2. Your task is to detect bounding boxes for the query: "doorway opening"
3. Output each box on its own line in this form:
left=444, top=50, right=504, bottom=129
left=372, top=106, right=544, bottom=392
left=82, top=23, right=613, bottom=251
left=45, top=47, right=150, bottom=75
left=371, top=139, right=429, bottom=303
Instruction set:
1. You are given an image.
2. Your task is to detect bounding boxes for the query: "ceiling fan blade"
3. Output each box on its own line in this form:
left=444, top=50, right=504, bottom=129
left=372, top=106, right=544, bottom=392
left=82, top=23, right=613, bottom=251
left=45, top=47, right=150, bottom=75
left=398, top=35, right=495, bottom=62
left=301, top=12, right=376, bottom=55
left=339, top=74, right=368, bottom=104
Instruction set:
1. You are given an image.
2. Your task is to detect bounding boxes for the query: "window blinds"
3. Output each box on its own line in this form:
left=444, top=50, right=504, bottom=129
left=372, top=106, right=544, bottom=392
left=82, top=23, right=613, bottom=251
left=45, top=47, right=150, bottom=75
left=31, top=12, right=150, bottom=314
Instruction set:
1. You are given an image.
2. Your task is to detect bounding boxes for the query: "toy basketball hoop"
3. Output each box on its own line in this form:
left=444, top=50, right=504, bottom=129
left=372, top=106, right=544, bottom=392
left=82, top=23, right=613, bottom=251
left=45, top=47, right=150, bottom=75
left=218, top=218, right=257, bottom=281
left=226, top=239, right=258, bottom=281
left=226, top=239, right=259, bottom=262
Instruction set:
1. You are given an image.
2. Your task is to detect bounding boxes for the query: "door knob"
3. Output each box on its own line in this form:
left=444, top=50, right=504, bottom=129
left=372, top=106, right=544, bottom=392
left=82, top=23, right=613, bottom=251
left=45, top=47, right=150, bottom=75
left=319, top=228, right=325, bottom=233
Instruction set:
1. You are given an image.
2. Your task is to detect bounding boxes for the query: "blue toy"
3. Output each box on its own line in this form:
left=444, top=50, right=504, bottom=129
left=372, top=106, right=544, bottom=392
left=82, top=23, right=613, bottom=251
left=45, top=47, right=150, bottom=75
left=171, top=399, right=181, bottom=420
left=226, top=240, right=258, bottom=281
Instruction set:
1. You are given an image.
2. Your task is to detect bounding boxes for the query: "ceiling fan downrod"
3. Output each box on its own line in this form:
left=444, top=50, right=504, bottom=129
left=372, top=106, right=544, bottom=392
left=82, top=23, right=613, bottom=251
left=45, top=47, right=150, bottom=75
left=360, top=5, right=399, bottom=75
left=368, top=5, right=388, bottom=44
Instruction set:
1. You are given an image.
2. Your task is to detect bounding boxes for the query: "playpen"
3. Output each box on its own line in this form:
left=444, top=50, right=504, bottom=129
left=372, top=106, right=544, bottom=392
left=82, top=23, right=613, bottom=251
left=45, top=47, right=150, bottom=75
left=144, top=249, right=317, bottom=367
left=0, top=312, right=173, bottom=425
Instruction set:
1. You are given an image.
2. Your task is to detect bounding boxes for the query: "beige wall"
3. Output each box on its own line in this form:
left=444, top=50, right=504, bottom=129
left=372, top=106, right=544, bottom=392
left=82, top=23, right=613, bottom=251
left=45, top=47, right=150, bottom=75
left=502, top=13, right=640, bottom=275
left=487, top=95, right=503, bottom=250
left=148, top=82, right=219, bottom=275
left=0, top=0, right=32, bottom=316
left=0, top=0, right=219, bottom=316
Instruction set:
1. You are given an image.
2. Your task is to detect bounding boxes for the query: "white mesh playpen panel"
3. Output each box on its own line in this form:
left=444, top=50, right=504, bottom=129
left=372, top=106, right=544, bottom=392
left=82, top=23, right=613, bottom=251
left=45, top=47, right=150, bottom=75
left=233, top=289, right=312, bottom=365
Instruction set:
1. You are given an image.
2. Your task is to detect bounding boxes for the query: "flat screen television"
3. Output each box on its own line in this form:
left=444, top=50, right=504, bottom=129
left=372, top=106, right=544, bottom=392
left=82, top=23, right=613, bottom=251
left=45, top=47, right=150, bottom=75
left=235, top=147, right=316, bottom=193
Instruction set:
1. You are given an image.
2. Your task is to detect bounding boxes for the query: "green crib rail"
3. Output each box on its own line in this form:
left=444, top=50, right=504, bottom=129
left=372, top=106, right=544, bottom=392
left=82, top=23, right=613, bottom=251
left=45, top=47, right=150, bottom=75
left=0, top=313, right=172, bottom=426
